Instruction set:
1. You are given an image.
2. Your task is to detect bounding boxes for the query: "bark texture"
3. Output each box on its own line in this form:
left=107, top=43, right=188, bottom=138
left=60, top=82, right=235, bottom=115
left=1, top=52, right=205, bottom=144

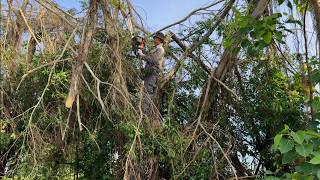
left=65, top=0, right=97, bottom=108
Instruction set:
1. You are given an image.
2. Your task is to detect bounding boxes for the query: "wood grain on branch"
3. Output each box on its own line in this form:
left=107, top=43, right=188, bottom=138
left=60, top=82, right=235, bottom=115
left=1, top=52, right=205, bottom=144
left=65, top=0, right=97, bottom=108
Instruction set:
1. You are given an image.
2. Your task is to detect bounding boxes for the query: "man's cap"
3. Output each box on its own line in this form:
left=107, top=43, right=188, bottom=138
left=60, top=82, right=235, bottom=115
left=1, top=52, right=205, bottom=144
left=153, top=32, right=165, bottom=41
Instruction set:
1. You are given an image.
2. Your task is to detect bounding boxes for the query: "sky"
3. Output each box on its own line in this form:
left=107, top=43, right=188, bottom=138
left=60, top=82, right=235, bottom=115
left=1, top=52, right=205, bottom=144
left=2, top=0, right=317, bottom=56
left=55, top=0, right=214, bottom=31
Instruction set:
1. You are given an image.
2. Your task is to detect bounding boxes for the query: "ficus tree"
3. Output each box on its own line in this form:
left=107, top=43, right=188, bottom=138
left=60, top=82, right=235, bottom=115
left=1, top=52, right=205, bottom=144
left=0, top=0, right=319, bottom=179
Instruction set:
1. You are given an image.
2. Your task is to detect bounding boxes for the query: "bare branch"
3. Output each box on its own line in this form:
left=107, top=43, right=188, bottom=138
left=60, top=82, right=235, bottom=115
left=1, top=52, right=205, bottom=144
left=155, top=0, right=225, bottom=33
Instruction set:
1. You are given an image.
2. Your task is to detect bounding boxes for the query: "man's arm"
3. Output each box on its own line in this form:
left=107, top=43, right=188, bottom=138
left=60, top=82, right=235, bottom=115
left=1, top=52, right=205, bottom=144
left=138, top=47, right=164, bottom=64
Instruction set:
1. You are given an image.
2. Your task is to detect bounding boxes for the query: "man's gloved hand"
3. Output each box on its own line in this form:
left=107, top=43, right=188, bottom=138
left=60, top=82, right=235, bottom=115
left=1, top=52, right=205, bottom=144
left=137, top=49, right=144, bottom=56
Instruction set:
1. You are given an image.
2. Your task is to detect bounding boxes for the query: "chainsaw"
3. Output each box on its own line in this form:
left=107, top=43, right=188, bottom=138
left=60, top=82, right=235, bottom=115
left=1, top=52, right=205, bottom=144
left=131, top=35, right=146, bottom=57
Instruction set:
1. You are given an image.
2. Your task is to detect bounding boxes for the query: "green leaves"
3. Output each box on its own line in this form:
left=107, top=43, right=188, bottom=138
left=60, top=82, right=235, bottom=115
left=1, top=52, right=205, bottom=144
left=310, top=70, right=320, bottom=84
left=264, top=177, right=281, bottom=180
left=295, top=144, right=313, bottom=157
left=263, top=31, right=273, bottom=44
left=287, top=1, right=293, bottom=9
left=224, top=8, right=288, bottom=54
left=271, top=126, right=320, bottom=179
left=223, top=38, right=233, bottom=49
left=274, top=134, right=283, bottom=147
left=291, top=131, right=305, bottom=144
left=310, top=155, right=320, bottom=165
left=311, top=97, right=320, bottom=111
left=279, top=138, right=294, bottom=153
left=282, top=151, right=297, bottom=164
left=285, top=19, right=302, bottom=26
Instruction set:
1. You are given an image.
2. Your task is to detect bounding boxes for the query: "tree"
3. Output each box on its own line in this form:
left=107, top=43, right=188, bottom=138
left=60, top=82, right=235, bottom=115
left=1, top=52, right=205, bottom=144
left=0, top=0, right=319, bottom=179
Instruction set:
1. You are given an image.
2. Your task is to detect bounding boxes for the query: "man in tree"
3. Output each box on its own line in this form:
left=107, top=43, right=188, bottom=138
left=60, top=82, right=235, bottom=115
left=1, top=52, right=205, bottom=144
left=137, top=32, right=165, bottom=121
left=136, top=32, right=165, bottom=178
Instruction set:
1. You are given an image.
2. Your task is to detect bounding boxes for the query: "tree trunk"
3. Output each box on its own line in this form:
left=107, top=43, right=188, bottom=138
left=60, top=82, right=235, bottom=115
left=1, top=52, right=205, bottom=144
left=310, top=0, right=320, bottom=48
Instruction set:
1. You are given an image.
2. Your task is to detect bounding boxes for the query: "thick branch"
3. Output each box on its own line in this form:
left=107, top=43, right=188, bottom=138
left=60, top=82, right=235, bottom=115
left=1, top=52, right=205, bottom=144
left=310, top=0, right=320, bottom=54
left=171, top=32, right=210, bottom=73
left=162, top=0, right=235, bottom=86
left=198, top=0, right=270, bottom=120
left=65, top=0, right=97, bottom=108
